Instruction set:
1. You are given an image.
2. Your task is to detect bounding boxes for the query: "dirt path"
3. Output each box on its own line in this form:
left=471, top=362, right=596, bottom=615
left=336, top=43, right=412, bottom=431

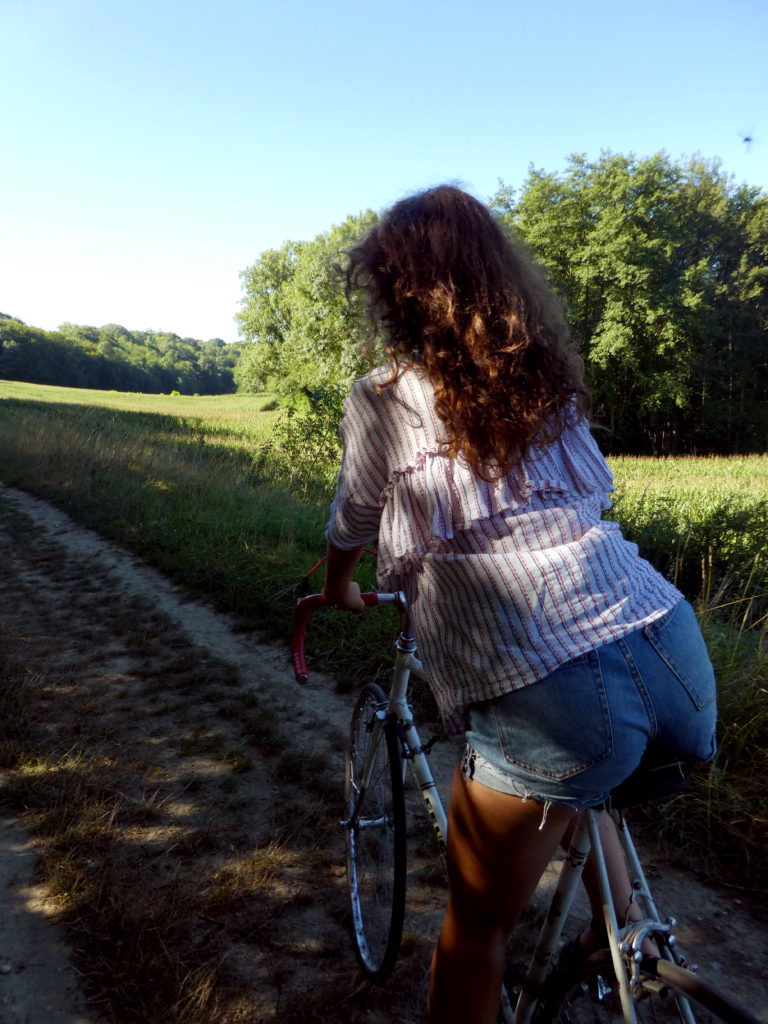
left=0, top=483, right=766, bottom=1023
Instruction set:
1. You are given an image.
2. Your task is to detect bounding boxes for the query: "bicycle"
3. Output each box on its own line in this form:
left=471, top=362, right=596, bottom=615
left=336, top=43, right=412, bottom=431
left=291, top=585, right=760, bottom=1024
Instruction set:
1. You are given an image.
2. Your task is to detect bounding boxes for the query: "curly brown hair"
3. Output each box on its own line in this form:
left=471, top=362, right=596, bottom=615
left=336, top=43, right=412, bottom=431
left=344, top=185, right=590, bottom=480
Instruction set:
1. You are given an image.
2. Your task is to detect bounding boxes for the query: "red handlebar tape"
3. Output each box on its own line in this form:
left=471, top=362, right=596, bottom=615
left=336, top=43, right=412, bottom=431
left=290, top=592, right=396, bottom=683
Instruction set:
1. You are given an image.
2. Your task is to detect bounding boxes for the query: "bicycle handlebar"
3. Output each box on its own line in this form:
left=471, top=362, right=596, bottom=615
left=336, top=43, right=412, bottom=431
left=291, top=591, right=403, bottom=683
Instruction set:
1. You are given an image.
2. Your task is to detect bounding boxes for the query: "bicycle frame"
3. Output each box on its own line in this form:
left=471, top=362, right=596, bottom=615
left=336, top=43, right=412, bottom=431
left=387, top=625, right=449, bottom=852
left=292, top=589, right=701, bottom=1024
left=383, top=629, right=659, bottom=1024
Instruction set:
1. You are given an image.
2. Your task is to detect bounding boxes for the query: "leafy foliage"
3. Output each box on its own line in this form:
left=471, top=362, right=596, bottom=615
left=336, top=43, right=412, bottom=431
left=236, top=154, right=766, bottom=454
left=236, top=209, right=381, bottom=404
left=0, top=316, right=243, bottom=395
left=492, top=153, right=768, bottom=453
left=7, top=152, right=766, bottom=452
left=251, top=383, right=348, bottom=502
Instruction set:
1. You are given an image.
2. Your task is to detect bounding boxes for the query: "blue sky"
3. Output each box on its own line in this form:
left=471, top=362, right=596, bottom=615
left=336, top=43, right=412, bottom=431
left=2, top=0, right=766, bottom=344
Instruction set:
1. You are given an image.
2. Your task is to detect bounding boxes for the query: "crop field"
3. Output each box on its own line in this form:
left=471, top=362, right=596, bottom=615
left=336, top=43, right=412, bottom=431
left=1, top=378, right=767, bottom=892
left=608, top=454, right=768, bottom=602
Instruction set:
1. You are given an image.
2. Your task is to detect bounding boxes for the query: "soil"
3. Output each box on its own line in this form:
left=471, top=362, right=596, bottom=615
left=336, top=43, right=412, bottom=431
left=0, top=482, right=766, bottom=1024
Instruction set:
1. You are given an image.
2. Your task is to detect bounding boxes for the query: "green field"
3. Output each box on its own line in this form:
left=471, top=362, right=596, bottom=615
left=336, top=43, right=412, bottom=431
left=0, top=377, right=280, bottom=430
left=1, top=379, right=765, bottom=617
left=1, top=378, right=767, bottom=890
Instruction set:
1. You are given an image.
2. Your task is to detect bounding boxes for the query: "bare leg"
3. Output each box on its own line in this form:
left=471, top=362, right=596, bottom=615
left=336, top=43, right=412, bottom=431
left=427, top=764, right=575, bottom=1024
left=561, top=812, right=658, bottom=955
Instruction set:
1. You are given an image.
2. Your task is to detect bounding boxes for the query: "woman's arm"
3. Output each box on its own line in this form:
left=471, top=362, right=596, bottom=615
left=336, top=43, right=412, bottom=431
left=322, top=541, right=366, bottom=612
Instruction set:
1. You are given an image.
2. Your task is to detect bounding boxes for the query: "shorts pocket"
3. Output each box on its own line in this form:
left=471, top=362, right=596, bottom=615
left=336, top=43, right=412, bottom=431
left=643, top=601, right=716, bottom=711
left=489, top=651, right=614, bottom=781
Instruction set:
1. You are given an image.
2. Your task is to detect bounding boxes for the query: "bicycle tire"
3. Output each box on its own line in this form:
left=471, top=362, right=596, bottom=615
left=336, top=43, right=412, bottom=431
left=344, top=682, right=407, bottom=983
left=541, top=953, right=760, bottom=1024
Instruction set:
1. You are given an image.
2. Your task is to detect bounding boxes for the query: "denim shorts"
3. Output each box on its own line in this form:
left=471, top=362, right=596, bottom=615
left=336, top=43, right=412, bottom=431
left=462, top=600, right=718, bottom=809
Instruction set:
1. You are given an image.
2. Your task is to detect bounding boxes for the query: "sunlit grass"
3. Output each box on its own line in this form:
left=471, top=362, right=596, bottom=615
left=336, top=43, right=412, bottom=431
left=609, top=453, right=768, bottom=493
left=0, top=379, right=382, bottom=675
left=1, top=378, right=767, bottom=891
left=0, top=378, right=280, bottom=424
left=607, top=455, right=768, bottom=617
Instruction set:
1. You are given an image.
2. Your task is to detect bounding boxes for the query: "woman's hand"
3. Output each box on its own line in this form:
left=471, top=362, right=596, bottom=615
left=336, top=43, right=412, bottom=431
left=322, top=579, right=366, bottom=613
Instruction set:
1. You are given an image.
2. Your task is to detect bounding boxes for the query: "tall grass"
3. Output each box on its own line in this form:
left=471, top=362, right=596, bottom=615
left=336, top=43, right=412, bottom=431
left=609, top=455, right=768, bottom=621
left=689, top=598, right=768, bottom=887
left=606, top=456, right=768, bottom=892
left=1, top=380, right=767, bottom=890
left=0, top=383, right=385, bottom=683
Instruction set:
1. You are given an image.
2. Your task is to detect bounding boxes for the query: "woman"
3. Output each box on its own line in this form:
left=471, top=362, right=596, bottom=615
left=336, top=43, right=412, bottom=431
left=322, top=185, right=717, bottom=1023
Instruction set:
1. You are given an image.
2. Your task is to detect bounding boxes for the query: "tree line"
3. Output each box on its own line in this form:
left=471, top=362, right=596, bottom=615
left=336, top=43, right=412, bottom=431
left=0, top=317, right=243, bottom=395
left=237, top=152, right=768, bottom=454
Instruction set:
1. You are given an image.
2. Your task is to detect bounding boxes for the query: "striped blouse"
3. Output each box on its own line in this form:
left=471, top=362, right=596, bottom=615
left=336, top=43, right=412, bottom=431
left=326, top=364, right=682, bottom=734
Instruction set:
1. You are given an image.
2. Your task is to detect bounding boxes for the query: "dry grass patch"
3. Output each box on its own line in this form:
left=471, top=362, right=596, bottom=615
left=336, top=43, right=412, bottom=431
left=0, top=501, right=450, bottom=1022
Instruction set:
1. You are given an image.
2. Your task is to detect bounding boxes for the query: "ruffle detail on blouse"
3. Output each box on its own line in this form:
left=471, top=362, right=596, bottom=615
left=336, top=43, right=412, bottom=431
left=544, top=427, right=615, bottom=500
left=380, top=423, right=614, bottom=559
left=383, top=449, right=525, bottom=546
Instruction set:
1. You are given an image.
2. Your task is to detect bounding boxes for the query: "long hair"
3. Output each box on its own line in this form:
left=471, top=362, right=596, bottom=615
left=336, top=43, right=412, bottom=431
left=344, top=185, right=590, bottom=480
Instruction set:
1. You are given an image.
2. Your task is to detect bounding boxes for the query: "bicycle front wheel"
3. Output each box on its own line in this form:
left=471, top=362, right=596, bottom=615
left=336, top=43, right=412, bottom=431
left=344, top=682, right=407, bottom=983
left=543, top=954, right=759, bottom=1024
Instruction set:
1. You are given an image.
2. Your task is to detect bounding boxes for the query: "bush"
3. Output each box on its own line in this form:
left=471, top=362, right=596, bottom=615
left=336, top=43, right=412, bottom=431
left=251, top=384, right=346, bottom=502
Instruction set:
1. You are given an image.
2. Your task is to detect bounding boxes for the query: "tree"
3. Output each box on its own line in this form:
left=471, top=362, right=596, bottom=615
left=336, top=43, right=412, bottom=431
left=235, top=242, right=303, bottom=391
left=232, top=157, right=765, bottom=450
left=1, top=316, right=239, bottom=395
left=695, top=180, right=768, bottom=450
left=236, top=210, right=380, bottom=401
left=494, top=153, right=768, bottom=453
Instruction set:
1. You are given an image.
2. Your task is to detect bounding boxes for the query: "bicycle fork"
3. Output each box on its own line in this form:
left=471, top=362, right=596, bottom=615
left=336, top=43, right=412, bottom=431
left=342, top=703, right=391, bottom=833
left=390, top=631, right=448, bottom=852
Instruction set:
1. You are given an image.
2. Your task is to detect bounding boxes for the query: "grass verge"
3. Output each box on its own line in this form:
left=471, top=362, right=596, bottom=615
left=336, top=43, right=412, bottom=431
left=0, top=504, right=438, bottom=1022
left=1, top=382, right=767, bottom=895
